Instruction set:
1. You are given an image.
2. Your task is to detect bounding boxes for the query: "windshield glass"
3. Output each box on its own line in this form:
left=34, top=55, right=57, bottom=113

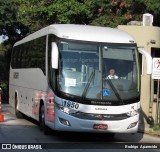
left=102, top=45, right=139, bottom=101
left=56, top=40, right=140, bottom=103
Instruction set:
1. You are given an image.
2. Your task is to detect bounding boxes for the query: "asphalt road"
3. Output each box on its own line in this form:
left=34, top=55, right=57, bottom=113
left=0, top=104, right=160, bottom=152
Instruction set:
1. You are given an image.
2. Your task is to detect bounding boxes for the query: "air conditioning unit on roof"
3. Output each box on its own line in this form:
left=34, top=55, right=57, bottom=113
left=143, top=13, right=153, bottom=26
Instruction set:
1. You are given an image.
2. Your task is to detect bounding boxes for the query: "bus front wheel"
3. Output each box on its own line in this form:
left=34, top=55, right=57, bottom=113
left=39, top=105, right=51, bottom=135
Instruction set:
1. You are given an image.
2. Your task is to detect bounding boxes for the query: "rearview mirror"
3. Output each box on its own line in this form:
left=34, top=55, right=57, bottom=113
left=51, top=42, right=59, bottom=69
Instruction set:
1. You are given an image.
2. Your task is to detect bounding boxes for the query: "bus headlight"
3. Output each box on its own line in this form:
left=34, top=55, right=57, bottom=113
left=56, top=104, right=77, bottom=115
left=63, top=107, right=77, bottom=114
left=126, top=109, right=139, bottom=117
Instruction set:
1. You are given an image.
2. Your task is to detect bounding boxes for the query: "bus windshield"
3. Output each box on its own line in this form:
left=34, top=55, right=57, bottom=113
left=55, top=40, right=140, bottom=104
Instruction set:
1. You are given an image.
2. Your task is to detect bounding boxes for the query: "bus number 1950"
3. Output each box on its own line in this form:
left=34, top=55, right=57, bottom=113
left=63, top=100, right=79, bottom=109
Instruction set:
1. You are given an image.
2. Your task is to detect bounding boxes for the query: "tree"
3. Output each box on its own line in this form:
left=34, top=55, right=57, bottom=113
left=80, top=0, right=133, bottom=27
left=16, top=0, right=91, bottom=33
left=85, top=0, right=160, bottom=27
left=16, top=0, right=160, bottom=33
left=125, top=0, right=160, bottom=26
left=144, top=0, right=160, bottom=26
left=0, top=43, right=9, bottom=102
left=1, top=0, right=160, bottom=41
left=16, top=0, right=129, bottom=29
left=0, top=0, right=28, bottom=102
left=0, top=0, right=28, bottom=45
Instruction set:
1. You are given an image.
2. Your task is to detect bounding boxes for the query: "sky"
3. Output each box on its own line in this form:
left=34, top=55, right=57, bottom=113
left=0, top=35, right=8, bottom=43
left=0, top=36, right=3, bottom=43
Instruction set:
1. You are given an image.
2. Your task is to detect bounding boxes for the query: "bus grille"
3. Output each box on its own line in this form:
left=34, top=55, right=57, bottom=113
left=71, top=112, right=130, bottom=121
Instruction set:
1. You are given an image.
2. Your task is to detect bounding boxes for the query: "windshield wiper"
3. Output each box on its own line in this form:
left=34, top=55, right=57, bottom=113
left=82, top=68, right=95, bottom=99
left=106, top=79, right=124, bottom=104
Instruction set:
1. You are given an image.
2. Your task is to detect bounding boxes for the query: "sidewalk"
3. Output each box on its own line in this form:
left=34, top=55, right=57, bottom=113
left=1, top=103, right=16, bottom=124
left=2, top=103, right=15, bottom=115
left=138, top=123, right=160, bottom=137
left=1, top=104, right=160, bottom=137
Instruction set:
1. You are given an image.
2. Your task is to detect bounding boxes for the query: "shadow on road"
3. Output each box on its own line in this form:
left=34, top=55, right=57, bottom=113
left=48, top=131, right=144, bottom=143
left=2, top=103, right=145, bottom=144
left=13, top=111, right=144, bottom=143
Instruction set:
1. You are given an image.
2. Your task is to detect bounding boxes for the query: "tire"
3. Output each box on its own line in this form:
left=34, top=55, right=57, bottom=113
left=15, top=95, right=23, bottom=118
left=39, top=105, right=51, bottom=135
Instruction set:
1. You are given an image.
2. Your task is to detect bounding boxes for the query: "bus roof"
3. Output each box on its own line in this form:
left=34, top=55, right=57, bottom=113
left=14, top=24, right=135, bottom=46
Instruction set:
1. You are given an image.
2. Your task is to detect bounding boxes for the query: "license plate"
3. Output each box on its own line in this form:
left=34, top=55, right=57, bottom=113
left=93, top=124, right=108, bottom=130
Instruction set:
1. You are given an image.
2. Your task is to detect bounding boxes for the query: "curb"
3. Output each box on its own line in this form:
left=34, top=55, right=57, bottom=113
left=144, top=130, right=160, bottom=137
left=138, top=127, right=160, bottom=137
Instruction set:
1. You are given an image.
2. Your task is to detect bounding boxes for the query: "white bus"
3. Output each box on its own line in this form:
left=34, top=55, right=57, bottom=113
left=9, top=24, right=151, bottom=135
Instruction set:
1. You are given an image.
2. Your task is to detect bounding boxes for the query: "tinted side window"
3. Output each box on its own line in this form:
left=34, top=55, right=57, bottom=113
left=11, top=36, right=46, bottom=75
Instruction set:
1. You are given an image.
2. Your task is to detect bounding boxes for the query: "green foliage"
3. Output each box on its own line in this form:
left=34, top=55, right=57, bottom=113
left=0, top=0, right=28, bottom=45
left=0, top=44, right=9, bottom=102
left=0, top=44, right=8, bottom=80
left=0, top=0, right=160, bottom=38
left=0, top=81, right=8, bottom=91
left=45, top=0, right=90, bottom=24
left=0, top=81, right=8, bottom=102
left=16, top=0, right=91, bottom=33
left=0, top=0, right=17, bottom=26
left=151, top=123, right=160, bottom=130
left=86, top=0, right=130, bottom=27
left=15, top=0, right=138, bottom=30
left=1, top=0, right=159, bottom=36
left=145, top=0, right=160, bottom=26
left=145, top=0, right=160, bottom=14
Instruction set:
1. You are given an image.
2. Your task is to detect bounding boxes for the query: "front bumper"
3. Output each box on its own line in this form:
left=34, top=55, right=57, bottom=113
left=52, top=108, right=139, bottom=133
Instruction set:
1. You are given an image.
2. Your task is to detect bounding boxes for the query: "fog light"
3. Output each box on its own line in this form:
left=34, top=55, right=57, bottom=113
left=59, top=117, right=71, bottom=126
left=127, top=121, right=138, bottom=129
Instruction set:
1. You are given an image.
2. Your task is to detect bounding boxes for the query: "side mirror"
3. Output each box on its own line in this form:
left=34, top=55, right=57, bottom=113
left=51, top=42, right=59, bottom=69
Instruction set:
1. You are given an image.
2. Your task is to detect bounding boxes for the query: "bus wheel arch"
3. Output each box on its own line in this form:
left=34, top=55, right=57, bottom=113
left=15, top=92, right=23, bottom=118
left=39, top=100, right=51, bottom=135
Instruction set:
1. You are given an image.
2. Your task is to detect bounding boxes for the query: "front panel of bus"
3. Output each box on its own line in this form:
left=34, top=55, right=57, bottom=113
left=49, top=38, right=140, bottom=133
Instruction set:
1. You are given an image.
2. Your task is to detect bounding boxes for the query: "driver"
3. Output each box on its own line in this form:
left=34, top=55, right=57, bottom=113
left=105, top=68, right=119, bottom=79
